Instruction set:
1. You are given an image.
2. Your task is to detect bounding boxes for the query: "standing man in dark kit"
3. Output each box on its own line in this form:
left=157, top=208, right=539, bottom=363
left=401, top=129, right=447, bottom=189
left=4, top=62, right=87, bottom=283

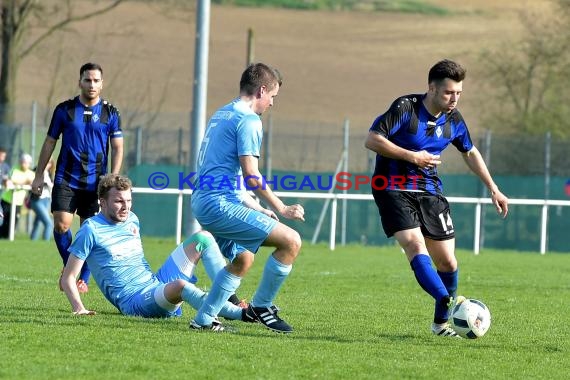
left=32, top=62, right=123, bottom=293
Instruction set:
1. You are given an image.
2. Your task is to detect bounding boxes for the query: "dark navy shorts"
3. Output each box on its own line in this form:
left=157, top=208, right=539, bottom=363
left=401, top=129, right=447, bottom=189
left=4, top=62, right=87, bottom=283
left=372, top=190, right=455, bottom=240
left=51, top=183, right=99, bottom=218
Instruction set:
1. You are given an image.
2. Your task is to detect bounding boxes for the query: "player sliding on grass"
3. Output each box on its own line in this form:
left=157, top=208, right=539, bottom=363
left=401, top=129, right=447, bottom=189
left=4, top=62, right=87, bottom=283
left=60, top=174, right=247, bottom=325
left=365, top=59, right=509, bottom=337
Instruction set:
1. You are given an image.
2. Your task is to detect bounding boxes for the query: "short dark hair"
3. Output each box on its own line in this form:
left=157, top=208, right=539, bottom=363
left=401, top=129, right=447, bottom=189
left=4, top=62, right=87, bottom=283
left=80, top=62, right=103, bottom=78
left=98, top=174, right=132, bottom=199
left=428, top=59, right=466, bottom=84
left=239, top=63, right=282, bottom=96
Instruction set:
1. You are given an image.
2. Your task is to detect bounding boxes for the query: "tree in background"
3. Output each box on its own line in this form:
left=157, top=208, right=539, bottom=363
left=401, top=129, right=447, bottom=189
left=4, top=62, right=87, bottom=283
left=478, top=0, right=570, bottom=138
left=0, top=0, right=124, bottom=127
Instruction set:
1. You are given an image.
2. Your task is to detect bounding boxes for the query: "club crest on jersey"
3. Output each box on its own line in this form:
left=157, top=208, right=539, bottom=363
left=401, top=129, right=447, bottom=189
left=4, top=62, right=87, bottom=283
left=436, top=125, right=443, bottom=138
left=92, top=113, right=100, bottom=123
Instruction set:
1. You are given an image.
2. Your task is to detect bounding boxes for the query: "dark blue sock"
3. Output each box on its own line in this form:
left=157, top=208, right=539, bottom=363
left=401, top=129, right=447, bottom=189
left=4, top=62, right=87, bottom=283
left=435, top=269, right=458, bottom=322
left=79, top=263, right=91, bottom=284
left=54, top=229, right=91, bottom=284
left=438, top=269, right=458, bottom=299
left=410, top=254, right=449, bottom=322
left=53, top=229, right=72, bottom=264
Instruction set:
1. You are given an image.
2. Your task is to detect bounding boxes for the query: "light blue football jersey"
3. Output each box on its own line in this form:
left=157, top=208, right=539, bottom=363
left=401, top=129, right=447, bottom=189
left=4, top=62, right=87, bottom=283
left=192, top=98, right=263, bottom=207
left=190, top=98, right=277, bottom=260
left=68, top=211, right=157, bottom=313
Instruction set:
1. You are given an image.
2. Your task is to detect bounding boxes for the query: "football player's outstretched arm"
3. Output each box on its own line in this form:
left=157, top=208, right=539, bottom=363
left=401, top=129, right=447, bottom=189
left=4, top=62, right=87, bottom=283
left=462, top=147, right=509, bottom=218
left=61, top=255, right=96, bottom=316
left=31, top=137, right=57, bottom=196
left=110, top=137, right=124, bottom=174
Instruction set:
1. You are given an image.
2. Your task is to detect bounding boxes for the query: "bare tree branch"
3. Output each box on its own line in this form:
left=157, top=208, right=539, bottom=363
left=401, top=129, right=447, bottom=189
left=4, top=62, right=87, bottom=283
left=19, top=0, right=124, bottom=59
left=479, top=1, right=570, bottom=136
left=13, top=0, right=36, bottom=45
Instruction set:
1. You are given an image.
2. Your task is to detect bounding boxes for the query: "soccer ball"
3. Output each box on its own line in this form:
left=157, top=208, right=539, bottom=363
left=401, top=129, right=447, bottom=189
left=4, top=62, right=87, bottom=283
left=450, top=298, right=491, bottom=339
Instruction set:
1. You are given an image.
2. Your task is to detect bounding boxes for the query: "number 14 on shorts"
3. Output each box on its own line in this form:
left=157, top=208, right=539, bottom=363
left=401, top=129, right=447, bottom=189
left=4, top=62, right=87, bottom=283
left=438, top=212, right=454, bottom=235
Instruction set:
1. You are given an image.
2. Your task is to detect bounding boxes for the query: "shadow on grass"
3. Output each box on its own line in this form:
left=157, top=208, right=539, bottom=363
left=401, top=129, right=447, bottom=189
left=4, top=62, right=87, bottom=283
left=222, top=324, right=420, bottom=344
left=1, top=304, right=189, bottom=331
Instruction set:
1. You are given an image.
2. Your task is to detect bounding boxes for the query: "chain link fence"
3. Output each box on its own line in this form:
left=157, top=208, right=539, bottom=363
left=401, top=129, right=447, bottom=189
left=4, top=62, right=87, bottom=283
left=1, top=103, right=569, bottom=182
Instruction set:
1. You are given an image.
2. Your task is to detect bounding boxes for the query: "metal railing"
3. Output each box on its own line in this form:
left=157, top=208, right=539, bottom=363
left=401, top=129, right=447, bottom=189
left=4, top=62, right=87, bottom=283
left=131, top=189, right=570, bottom=254
left=4, top=184, right=32, bottom=241
left=6, top=187, right=570, bottom=254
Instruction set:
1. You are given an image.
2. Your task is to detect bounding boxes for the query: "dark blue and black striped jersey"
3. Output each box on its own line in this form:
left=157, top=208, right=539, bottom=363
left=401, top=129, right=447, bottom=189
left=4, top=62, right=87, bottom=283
left=369, top=93, right=473, bottom=195
left=48, top=96, right=122, bottom=191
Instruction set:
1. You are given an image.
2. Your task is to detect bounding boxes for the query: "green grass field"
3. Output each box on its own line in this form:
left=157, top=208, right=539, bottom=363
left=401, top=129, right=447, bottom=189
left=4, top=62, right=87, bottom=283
left=1, top=238, right=568, bottom=379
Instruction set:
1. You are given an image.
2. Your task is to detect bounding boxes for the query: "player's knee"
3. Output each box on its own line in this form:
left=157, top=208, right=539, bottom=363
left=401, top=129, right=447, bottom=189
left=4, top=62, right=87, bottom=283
left=401, top=240, right=425, bottom=255
left=230, top=252, right=254, bottom=275
left=171, top=279, right=187, bottom=290
left=53, top=221, right=70, bottom=234
left=436, top=257, right=457, bottom=272
left=285, top=230, right=302, bottom=257
left=164, top=279, right=188, bottom=303
left=196, top=230, right=214, bottom=240
left=53, top=213, right=72, bottom=233
left=183, top=230, right=216, bottom=257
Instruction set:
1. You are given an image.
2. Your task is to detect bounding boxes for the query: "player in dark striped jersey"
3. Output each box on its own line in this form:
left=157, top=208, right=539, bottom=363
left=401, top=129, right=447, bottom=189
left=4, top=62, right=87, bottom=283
left=31, top=63, right=123, bottom=294
left=365, top=59, right=509, bottom=337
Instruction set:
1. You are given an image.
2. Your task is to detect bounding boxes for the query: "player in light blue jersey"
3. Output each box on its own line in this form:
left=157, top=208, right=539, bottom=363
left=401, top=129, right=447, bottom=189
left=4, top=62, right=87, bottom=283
left=60, top=174, right=246, bottom=329
left=190, top=63, right=305, bottom=333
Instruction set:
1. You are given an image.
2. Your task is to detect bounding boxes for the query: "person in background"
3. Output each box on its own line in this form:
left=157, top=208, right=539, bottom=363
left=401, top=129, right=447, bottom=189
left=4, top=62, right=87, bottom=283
left=0, top=147, right=10, bottom=191
left=365, top=59, right=509, bottom=337
left=0, top=147, right=10, bottom=227
left=30, top=158, right=55, bottom=241
left=0, top=153, right=35, bottom=239
left=31, top=62, right=123, bottom=293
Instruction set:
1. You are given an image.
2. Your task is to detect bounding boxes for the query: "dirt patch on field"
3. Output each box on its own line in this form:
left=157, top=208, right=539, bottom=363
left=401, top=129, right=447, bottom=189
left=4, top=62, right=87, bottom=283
left=17, top=0, right=552, bottom=138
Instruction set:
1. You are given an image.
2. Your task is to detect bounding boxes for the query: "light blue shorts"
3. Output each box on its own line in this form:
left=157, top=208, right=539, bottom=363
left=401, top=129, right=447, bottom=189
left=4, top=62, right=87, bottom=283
left=120, top=244, right=196, bottom=317
left=126, top=282, right=179, bottom=318
left=194, top=200, right=277, bottom=262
